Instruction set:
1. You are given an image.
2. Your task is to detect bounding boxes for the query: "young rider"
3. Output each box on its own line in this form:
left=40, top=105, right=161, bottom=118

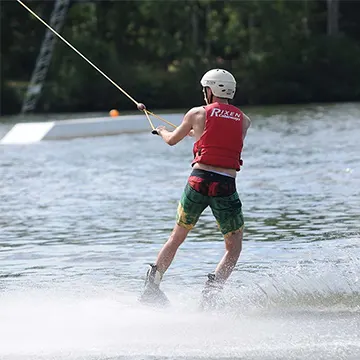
left=139, top=69, right=251, bottom=308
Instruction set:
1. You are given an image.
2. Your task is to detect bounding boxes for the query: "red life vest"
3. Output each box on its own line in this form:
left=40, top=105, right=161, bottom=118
left=192, top=102, right=244, bottom=171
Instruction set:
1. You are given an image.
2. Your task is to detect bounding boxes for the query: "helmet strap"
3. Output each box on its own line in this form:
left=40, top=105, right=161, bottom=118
left=203, top=87, right=213, bottom=105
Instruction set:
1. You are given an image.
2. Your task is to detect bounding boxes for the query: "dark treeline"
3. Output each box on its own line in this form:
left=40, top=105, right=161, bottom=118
left=1, top=0, right=360, bottom=115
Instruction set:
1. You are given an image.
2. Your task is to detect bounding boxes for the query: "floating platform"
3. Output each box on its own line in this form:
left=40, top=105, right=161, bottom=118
left=0, top=113, right=182, bottom=144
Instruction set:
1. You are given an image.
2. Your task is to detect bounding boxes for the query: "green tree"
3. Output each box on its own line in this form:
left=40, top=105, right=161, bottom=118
left=1, top=0, right=360, bottom=115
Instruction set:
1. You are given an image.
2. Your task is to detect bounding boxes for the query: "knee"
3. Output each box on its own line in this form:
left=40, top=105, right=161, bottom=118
left=225, top=231, right=243, bottom=257
left=167, top=225, right=189, bottom=247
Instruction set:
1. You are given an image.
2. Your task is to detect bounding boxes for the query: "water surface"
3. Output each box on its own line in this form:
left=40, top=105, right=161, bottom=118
left=0, top=103, right=359, bottom=359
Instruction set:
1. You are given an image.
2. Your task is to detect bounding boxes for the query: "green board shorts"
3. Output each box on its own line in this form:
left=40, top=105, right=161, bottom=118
left=176, top=169, right=244, bottom=238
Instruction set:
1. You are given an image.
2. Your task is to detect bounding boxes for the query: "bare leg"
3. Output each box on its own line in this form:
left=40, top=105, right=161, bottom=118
left=139, top=224, right=190, bottom=305
left=214, top=229, right=243, bottom=283
left=199, top=229, right=242, bottom=310
left=155, top=224, right=190, bottom=274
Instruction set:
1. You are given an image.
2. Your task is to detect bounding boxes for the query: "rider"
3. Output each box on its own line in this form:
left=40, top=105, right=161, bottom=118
left=139, top=69, right=251, bottom=308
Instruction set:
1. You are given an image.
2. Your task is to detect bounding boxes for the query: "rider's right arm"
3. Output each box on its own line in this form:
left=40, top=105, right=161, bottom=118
left=242, top=114, right=251, bottom=140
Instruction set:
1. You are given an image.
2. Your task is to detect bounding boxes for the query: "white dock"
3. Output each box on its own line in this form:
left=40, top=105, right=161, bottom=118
left=0, top=113, right=182, bottom=144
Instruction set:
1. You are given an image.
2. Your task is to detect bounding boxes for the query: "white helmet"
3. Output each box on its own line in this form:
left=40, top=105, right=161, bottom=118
left=200, top=69, right=236, bottom=99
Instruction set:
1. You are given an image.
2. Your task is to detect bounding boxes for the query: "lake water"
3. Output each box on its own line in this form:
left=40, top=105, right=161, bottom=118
left=0, top=103, right=359, bottom=360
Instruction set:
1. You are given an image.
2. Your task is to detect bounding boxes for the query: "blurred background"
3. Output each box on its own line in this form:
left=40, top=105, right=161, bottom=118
left=1, top=0, right=360, bottom=116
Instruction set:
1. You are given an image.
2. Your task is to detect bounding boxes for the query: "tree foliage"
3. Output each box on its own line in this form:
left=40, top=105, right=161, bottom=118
left=1, top=0, right=360, bottom=115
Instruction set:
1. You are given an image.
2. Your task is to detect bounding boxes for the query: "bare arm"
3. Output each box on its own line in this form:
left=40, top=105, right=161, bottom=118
left=188, top=129, right=195, bottom=137
left=242, top=113, right=251, bottom=140
left=157, top=107, right=200, bottom=146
